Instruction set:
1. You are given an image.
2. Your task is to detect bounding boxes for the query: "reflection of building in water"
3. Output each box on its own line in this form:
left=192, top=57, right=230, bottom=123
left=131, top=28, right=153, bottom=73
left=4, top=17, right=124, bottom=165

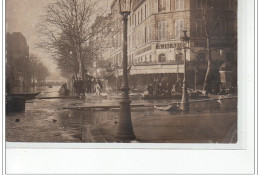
left=6, top=32, right=30, bottom=90
left=106, top=0, right=237, bottom=91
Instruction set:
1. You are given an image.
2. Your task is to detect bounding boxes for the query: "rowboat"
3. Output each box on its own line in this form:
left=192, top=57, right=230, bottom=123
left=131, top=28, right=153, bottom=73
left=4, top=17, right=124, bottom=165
left=154, top=103, right=180, bottom=111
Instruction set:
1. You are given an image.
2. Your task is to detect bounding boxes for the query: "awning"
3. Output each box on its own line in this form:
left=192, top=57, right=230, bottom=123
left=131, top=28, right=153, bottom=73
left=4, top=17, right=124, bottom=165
left=130, top=64, right=184, bottom=75
left=116, top=63, right=185, bottom=76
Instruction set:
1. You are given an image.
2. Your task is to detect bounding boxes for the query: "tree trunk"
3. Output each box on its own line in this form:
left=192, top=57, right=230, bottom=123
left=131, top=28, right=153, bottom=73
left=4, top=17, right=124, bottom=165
left=77, top=45, right=85, bottom=79
left=203, top=37, right=212, bottom=93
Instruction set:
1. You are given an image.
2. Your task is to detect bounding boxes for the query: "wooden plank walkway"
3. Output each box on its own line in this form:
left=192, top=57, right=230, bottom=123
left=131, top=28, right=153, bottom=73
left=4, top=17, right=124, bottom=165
left=37, top=96, right=78, bottom=100
left=63, top=104, right=153, bottom=110
left=63, top=96, right=237, bottom=110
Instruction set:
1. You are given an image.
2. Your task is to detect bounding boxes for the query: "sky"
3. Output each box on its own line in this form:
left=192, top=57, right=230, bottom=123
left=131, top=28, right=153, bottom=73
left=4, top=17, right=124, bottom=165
left=5, top=0, right=112, bottom=80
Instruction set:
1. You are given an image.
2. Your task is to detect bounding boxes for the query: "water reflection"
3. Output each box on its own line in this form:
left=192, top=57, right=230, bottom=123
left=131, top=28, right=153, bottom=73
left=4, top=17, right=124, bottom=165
left=6, top=85, right=237, bottom=143
left=54, top=97, right=236, bottom=143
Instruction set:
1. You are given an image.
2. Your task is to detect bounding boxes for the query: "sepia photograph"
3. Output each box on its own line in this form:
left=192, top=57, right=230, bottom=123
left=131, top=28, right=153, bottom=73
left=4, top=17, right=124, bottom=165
left=5, top=0, right=238, bottom=144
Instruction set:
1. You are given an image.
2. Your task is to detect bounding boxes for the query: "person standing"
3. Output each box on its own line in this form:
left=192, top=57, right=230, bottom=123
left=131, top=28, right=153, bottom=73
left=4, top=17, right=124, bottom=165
left=95, top=82, right=101, bottom=96
left=92, top=78, right=96, bottom=93
left=97, top=78, right=102, bottom=91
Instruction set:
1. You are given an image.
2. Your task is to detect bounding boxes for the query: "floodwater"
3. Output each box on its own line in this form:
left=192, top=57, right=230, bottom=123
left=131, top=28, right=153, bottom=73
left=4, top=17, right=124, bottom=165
left=6, top=86, right=237, bottom=143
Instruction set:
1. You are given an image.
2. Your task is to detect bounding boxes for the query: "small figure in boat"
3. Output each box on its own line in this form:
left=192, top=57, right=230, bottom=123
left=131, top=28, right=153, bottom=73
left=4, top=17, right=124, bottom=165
left=59, top=83, right=70, bottom=95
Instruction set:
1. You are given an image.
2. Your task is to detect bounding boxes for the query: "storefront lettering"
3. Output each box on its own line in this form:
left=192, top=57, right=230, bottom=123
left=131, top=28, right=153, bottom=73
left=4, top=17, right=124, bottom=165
left=156, top=43, right=182, bottom=49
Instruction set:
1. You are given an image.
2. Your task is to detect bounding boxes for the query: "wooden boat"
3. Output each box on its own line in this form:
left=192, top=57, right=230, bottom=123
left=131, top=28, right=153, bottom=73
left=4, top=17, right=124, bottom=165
left=154, top=103, right=180, bottom=111
left=48, top=85, right=53, bottom=88
left=9, top=92, right=41, bottom=99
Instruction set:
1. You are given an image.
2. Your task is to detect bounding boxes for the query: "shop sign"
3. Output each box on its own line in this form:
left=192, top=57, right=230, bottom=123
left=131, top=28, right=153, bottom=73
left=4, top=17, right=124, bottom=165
left=156, top=43, right=182, bottom=49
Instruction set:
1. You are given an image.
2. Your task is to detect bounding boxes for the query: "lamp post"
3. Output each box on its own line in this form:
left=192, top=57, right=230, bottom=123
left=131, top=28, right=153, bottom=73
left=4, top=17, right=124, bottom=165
left=180, top=30, right=190, bottom=111
left=175, top=47, right=182, bottom=82
left=194, top=67, right=198, bottom=91
left=116, top=0, right=136, bottom=141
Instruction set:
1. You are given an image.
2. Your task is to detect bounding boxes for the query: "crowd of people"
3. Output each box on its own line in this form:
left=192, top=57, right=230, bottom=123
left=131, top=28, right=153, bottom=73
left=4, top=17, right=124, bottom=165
left=146, top=78, right=182, bottom=96
left=72, top=76, right=103, bottom=96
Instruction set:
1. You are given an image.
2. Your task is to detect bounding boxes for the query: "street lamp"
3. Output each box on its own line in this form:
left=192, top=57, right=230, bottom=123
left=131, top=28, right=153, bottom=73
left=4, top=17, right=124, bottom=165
left=180, top=30, right=190, bottom=111
left=116, top=0, right=136, bottom=141
left=175, top=46, right=182, bottom=81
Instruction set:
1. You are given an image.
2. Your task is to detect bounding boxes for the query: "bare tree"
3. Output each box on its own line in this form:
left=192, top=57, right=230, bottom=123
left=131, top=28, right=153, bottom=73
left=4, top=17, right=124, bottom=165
left=200, top=0, right=222, bottom=92
left=29, top=54, right=50, bottom=86
left=37, top=0, right=111, bottom=79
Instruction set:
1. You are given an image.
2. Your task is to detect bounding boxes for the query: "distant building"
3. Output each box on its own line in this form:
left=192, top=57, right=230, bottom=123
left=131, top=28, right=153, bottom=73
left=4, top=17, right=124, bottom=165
left=6, top=32, right=30, bottom=91
left=107, top=0, right=237, bottom=91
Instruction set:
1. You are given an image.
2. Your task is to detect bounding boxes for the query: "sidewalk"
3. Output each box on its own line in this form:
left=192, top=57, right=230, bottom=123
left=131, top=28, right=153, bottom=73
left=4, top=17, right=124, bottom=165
left=88, top=111, right=237, bottom=143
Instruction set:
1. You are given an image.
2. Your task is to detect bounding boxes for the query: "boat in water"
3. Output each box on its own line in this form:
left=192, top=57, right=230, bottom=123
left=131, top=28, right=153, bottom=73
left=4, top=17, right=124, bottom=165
left=154, top=103, right=180, bottom=111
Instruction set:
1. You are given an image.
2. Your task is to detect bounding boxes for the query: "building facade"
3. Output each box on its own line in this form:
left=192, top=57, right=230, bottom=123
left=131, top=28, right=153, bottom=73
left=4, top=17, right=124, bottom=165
left=6, top=32, right=30, bottom=91
left=107, top=0, right=237, bottom=91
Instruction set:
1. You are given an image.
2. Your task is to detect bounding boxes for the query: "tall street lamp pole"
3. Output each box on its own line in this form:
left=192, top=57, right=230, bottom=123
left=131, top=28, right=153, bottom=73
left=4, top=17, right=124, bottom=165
left=116, top=0, right=136, bottom=141
left=180, top=30, right=190, bottom=111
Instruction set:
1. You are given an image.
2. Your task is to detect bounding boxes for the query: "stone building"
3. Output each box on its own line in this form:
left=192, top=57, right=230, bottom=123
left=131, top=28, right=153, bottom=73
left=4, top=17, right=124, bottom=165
left=6, top=32, right=30, bottom=91
left=107, top=0, right=237, bottom=92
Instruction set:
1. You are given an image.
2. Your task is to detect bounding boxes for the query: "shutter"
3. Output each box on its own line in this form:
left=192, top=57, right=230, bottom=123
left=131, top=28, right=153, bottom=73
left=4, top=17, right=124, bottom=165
left=163, top=21, right=166, bottom=39
left=181, top=0, right=184, bottom=10
left=175, top=20, right=179, bottom=38
left=190, top=20, right=196, bottom=37
left=166, top=0, right=171, bottom=11
left=180, top=20, right=184, bottom=33
left=176, top=0, right=179, bottom=10
left=154, top=0, right=158, bottom=13
left=158, top=22, right=161, bottom=39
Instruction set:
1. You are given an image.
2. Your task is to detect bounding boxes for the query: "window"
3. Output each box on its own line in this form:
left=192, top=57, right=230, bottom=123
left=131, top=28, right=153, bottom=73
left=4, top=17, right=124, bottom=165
left=141, top=9, right=143, bottom=21
left=196, top=0, right=202, bottom=9
left=158, top=0, right=166, bottom=12
left=144, top=27, right=147, bottom=43
left=191, top=20, right=203, bottom=37
left=197, top=52, right=206, bottom=61
left=175, top=0, right=184, bottom=10
left=138, top=11, right=140, bottom=24
left=226, top=19, right=235, bottom=36
left=132, top=33, right=135, bottom=48
left=175, top=54, right=183, bottom=63
left=148, top=24, right=153, bottom=41
left=175, top=20, right=184, bottom=39
left=148, top=1, right=151, bottom=15
left=128, top=35, right=131, bottom=48
left=132, top=14, right=134, bottom=26
left=158, top=21, right=166, bottom=40
left=158, top=53, right=166, bottom=62
left=145, top=4, right=147, bottom=18
left=225, top=0, right=236, bottom=9
left=219, top=19, right=225, bottom=37
left=135, top=14, right=137, bottom=26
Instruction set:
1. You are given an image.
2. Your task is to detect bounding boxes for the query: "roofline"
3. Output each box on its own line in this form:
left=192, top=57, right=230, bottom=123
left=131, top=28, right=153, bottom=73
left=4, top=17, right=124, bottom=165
left=111, top=0, right=146, bottom=12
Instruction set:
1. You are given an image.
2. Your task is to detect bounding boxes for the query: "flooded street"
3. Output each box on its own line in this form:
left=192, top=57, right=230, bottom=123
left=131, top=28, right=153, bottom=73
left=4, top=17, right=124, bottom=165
left=6, top=86, right=237, bottom=143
